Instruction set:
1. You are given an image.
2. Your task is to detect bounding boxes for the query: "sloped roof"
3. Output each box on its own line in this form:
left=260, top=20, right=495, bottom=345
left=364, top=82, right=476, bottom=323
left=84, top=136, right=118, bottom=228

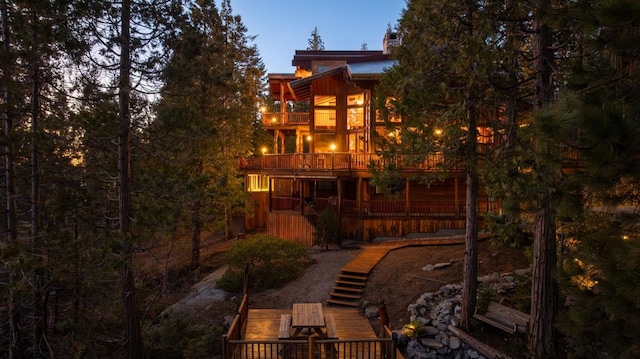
left=287, top=60, right=397, bottom=101
left=291, top=50, right=390, bottom=70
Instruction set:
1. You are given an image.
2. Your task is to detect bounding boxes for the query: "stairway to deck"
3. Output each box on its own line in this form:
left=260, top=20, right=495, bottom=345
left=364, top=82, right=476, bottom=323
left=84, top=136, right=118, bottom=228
left=327, top=245, right=401, bottom=307
left=327, top=236, right=475, bottom=307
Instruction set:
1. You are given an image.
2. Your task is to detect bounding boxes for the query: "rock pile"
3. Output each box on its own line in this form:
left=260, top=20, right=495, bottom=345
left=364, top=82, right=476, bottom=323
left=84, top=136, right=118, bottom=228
left=393, top=269, right=529, bottom=359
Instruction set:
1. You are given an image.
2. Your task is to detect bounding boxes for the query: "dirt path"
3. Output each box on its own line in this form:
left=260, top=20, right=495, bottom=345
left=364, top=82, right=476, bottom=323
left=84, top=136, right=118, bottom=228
left=247, top=239, right=529, bottom=329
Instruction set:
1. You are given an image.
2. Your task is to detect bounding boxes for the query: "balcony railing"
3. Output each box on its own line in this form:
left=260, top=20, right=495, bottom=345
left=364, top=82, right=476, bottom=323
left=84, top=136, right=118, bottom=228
left=240, top=153, right=461, bottom=173
left=262, top=112, right=310, bottom=127
left=271, top=196, right=495, bottom=218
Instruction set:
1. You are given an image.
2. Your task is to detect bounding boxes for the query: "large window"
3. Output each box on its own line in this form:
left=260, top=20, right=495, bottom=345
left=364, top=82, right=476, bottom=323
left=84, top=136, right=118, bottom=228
left=347, top=93, right=364, bottom=130
left=314, top=95, right=336, bottom=129
left=247, top=174, right=269, bottom=192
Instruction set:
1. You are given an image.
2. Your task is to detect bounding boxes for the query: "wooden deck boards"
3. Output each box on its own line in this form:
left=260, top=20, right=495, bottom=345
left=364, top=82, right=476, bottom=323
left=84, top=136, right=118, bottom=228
left=340, top=236, right=468, bottom=275
left=244, top=308, right=377, bottom=340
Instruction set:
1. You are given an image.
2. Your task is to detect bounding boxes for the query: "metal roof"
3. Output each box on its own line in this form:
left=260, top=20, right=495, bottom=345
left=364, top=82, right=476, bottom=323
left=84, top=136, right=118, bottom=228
left=286, top=60, right=398, bottom=101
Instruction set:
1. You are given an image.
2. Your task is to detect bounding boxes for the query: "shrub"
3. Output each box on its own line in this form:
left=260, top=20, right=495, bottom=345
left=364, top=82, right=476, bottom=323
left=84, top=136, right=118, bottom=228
left=314, top=207, right=340, bottom=249
left=476, top=285, right=497, bottom=313
left=217, top=234, right=314, bottom=292
left=145, top=315, right=224, bottom=358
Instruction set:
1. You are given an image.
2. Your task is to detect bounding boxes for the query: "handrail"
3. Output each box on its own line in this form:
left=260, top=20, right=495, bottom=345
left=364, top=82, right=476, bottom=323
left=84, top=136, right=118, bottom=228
left=262, top=112, right=310, bottom=126
left=239, top=152, right=462, bottom=173
left=272, top=197, right=496, bottom=217
left=223, top=337, right=396, bottom=359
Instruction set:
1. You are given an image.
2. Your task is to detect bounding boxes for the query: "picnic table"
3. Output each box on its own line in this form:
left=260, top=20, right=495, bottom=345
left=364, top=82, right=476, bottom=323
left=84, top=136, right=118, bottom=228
left=279, top=303, right=338, bottom=339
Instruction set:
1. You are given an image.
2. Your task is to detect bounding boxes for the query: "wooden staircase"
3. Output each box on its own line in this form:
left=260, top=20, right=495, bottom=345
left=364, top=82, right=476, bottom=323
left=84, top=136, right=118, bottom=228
left=326, top=236, right=473, bottom=307
left=327, top=270, right=368, bottom=307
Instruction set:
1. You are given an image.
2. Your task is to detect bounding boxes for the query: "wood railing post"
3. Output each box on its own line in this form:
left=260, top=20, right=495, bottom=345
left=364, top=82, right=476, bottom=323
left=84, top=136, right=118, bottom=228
left=379, top=299, right=390, bottom=329
left=308, top=336, right=315, bottom=359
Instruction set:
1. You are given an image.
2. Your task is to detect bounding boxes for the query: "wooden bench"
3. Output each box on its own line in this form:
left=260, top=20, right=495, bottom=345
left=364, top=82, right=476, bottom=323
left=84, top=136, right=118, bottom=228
left=474, top=301, right=529, bottom=334
left=278, top=314, right=292, bottom=339
left=325, top=313, right=338, bottom=339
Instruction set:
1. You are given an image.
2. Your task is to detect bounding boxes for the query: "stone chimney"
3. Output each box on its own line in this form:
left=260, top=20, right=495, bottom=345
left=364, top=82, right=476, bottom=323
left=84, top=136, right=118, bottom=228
left=383, top=29, right=400, bottom=55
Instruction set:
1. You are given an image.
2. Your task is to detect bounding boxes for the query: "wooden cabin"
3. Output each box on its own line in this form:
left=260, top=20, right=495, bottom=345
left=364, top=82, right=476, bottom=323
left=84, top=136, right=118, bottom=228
left=240, top=33, right=496, bottom=244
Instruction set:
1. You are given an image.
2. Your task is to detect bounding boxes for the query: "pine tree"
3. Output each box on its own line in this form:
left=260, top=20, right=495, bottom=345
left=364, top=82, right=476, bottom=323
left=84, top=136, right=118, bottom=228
left=552, top=0, right=640, bottom=356
left=375, top=0, right=517, bottom=331
left=307, top=26, right=325, bottom=50
left=150, top=0, right=264, bottom=271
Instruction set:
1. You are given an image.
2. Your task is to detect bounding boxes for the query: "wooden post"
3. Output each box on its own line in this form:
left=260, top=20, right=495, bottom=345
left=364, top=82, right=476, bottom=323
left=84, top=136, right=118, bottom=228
left=308, top=335, right=315, bottom=359
left=378, top=299, right=390, bottom=329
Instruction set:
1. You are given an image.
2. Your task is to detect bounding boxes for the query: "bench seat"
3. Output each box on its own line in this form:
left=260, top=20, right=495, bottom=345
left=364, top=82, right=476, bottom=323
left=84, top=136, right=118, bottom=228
left=278, top=314, right=292, bottom=339
left=325, top=313, right=338, bottom=339
left=474, top=301, right=529, bottom=334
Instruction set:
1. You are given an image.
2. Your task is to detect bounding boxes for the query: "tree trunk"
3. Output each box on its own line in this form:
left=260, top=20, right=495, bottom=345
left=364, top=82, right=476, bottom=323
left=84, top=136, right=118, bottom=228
left=529, top=0, right=557, bottom=356
left=30, top=61, right=43, bottom=359
left=460, top=1, right=479, bottom=332
left=190, top=208, right=202, bottom=271
left=190, top=159, right=205, bottom=271
left=1, top=0, right=17, bottom=242
left=461, top=93, right=479, bottom=332
left=118, top=0, right=144, bottom=357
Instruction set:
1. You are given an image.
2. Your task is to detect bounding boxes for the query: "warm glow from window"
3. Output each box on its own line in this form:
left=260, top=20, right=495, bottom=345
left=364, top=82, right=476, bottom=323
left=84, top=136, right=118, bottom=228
left=247, top=174, right=270, bottom=192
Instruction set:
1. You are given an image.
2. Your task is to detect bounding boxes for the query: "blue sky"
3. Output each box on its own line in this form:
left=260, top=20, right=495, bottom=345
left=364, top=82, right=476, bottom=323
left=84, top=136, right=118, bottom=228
left=229, top=0, right=406, bottom=74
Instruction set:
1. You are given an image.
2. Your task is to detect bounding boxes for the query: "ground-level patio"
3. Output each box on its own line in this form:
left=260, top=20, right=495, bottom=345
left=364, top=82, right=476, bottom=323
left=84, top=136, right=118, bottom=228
left=223, top=299, right=398, bottom=359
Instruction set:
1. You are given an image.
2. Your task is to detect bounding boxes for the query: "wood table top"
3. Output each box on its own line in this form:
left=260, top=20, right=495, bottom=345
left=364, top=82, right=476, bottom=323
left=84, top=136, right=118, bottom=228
left=291, top=303, right=325, bottom=328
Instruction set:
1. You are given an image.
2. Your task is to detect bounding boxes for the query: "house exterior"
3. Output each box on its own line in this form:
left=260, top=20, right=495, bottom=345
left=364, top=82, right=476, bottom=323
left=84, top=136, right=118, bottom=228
left=239, top=32, right=496, bottom=245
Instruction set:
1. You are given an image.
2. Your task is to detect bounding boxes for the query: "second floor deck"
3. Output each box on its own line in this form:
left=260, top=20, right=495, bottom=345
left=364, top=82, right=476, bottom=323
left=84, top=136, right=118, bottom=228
left=261, top=112, right=310, bottom=128
left=240, top=152, right=462, bottom=174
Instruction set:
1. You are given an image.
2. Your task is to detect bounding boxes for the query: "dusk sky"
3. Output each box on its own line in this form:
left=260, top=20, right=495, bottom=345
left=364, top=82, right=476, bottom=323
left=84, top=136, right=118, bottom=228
left=230, top=0, right=406, bottom=74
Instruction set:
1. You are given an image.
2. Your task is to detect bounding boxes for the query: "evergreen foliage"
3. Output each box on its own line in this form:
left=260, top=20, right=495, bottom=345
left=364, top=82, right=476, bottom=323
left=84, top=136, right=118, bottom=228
left=313, top=207, right=340, bottom=249
left=217, top=235, right=314, bottom=292
left=307, top=26, right=325, bottom=50
left=146, top=315, right=224, bottom=359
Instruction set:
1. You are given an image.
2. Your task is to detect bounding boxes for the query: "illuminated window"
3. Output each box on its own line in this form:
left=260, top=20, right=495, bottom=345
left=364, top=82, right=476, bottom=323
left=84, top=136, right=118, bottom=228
left=247, top=174, right=270, bottom=192
left=477, top=127, right=494, bottom=144
left=376, top=97, right=401, bottom=123
left=314, top=95, right=336, bottom=129
left=347, top=93, right=365, bottom=130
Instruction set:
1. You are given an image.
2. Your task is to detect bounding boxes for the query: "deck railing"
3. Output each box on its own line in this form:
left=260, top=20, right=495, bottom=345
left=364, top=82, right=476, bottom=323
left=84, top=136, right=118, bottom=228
left=223, top=336, right=397, bottom=359
left=222, top=296, right=398, bottom=359
left=262, top=112, right=310, bottom=127
left=274, top=197, right=491, bottom=218
left=240, top=153, right=460, bottom=173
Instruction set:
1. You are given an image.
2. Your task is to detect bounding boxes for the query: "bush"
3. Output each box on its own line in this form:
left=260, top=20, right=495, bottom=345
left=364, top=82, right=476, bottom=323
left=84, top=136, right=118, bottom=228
left=217, top=235, right=314, bottom=292
left=314, top=207, right=340, bottom=249
left=476, top=285, right=497, bottom=313
left=145, top=315, right=224, bottom=359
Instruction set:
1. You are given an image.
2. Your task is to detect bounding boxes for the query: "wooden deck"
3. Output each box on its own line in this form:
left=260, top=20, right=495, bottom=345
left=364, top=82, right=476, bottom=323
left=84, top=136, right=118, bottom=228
left=244, top=308, right=378, bottom=340
left=229, top=308, right=391, bottom=358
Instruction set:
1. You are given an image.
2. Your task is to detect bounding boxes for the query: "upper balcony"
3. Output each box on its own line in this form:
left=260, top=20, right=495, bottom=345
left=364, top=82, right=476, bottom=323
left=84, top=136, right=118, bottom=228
left=239, top=152, right=463, bottom=174
left=261, top=112, right=310, bottom=128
